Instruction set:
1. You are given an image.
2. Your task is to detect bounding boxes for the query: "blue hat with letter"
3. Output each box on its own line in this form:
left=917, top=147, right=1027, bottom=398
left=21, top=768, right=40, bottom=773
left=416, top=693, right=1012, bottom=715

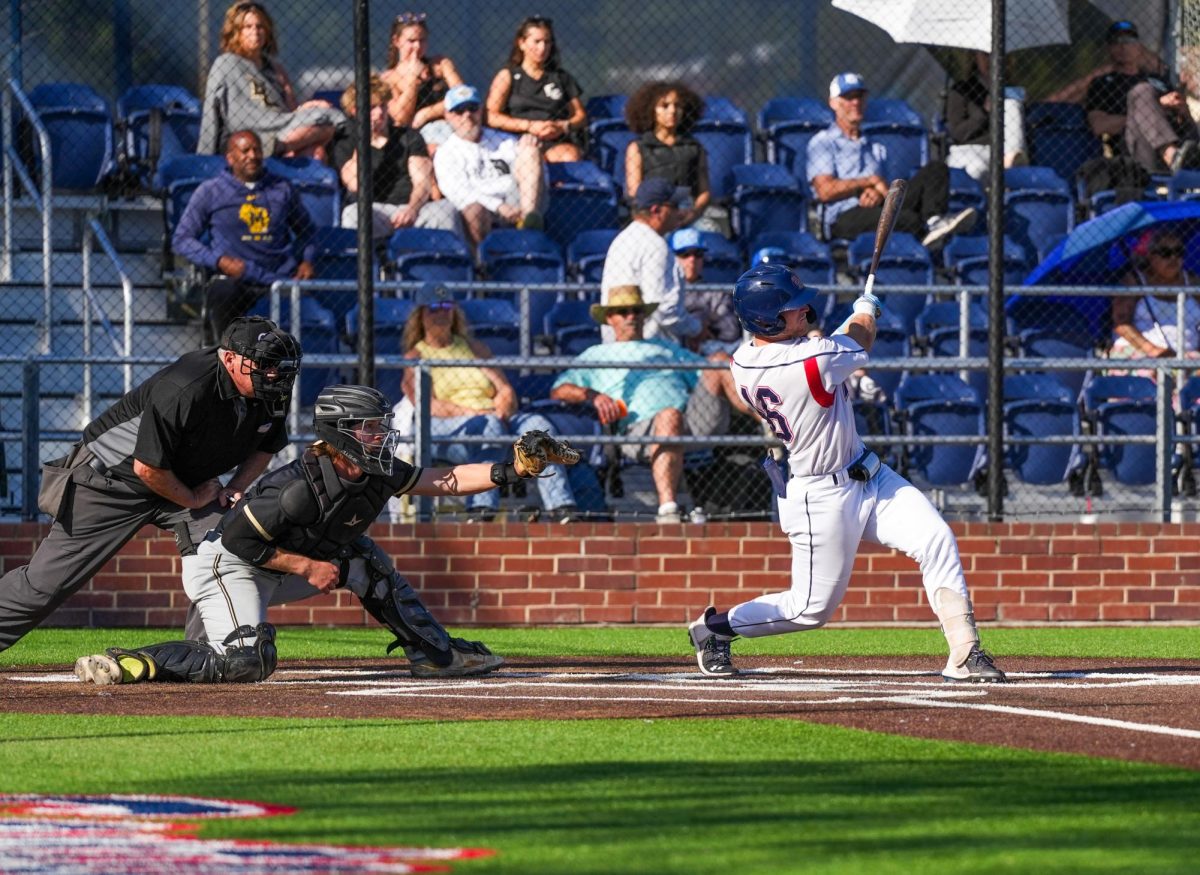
left=829, top=71, right=868, bottom=99
left=444, top=84, right=481, bottom=113
left=670, top=227, right=708, bottom=254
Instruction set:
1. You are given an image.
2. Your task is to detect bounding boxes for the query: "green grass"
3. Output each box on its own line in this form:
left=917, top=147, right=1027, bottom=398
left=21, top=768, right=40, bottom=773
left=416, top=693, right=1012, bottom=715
left=3, top=627, right=1200, bottom=873
left=3, top=624, right=1200, bottom=664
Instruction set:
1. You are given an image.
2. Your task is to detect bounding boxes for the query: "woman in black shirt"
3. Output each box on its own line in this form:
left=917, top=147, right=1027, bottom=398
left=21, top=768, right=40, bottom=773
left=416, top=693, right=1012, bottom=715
left=624, top=80, right=710, bottom=228
left=485, top=16, right=587, bottom=163
left=380, top=12, right=464, bottom=150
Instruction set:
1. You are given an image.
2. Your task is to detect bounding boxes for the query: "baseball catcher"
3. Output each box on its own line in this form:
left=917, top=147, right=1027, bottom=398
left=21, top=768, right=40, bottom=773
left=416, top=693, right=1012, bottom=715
left=74, top=384, right=581, bottom=685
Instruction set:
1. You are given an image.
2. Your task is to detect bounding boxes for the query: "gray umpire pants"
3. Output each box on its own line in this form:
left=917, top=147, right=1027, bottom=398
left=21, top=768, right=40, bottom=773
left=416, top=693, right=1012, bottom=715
left=0, top=464, right=221, bottom=652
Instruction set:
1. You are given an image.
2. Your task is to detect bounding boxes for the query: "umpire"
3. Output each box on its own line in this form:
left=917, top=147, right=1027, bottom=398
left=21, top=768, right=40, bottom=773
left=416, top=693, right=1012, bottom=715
left=0, top=316, right=302, bottom=652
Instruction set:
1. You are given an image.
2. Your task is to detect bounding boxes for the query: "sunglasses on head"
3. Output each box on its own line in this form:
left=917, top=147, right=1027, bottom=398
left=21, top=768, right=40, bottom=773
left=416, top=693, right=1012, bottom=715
left=1153, top=245, right=1185, bottom=257
left=235, top=1, right=266, bottom=12
left=524, top=15, right=553, bottom=26
left=395, top=11, right=427, bottom=25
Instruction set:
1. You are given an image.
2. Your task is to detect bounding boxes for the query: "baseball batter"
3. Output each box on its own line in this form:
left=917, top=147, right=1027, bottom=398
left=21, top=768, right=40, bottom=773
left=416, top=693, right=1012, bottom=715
left=687, top=264, right=1006, bottom=682
left=74, top=384, right=580, bottom=685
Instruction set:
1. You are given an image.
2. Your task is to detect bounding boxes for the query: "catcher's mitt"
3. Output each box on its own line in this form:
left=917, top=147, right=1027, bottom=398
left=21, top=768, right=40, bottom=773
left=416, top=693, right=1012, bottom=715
left=513, top=429, right=581, bottom=476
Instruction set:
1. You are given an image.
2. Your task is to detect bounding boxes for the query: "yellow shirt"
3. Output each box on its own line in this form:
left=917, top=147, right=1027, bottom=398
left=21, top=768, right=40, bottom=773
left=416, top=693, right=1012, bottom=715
left=414, top=336, right=496, bottom=411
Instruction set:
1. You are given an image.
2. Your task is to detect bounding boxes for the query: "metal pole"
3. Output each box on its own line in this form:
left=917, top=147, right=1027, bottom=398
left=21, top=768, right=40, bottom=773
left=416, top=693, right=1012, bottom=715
left=354, top=0, right=376, bottom=388
left=986, top=0, right=1007, bottom=521
left=414, top=364, right=432, bottom=521
left=1156, top=371, right=1174, bottom=522
left=8, top=0, right=21, bottom=86
left=197, top=0, right=210, bottom=97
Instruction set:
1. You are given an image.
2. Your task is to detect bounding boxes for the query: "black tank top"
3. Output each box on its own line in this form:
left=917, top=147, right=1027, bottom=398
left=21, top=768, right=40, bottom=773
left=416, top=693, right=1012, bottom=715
left=503, top=63, right=581, bottom=121
left=636, top=131, right=705, bottom=195
left=415, top=60, right=448, bottom=110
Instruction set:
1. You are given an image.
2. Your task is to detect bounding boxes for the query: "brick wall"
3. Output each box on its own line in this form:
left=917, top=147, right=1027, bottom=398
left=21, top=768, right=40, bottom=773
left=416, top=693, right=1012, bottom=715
left=3, top=521, right=1200, bottom=629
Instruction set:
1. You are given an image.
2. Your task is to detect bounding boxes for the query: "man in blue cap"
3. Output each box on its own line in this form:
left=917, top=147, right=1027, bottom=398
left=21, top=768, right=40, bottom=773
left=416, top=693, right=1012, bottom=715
left=600, top=177, right=701, bottom=346
left=672, top=227, right=740, bottom=355
left=433, top=84, right=545, bottom=251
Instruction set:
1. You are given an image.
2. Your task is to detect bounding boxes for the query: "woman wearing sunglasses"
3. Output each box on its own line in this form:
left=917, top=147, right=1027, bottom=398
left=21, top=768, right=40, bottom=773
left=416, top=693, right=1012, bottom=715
left=381, top=11, right=464, bottom=150
left=485, top=16, right=588, bottom=163
left=1110, top=228, right=1200, bottom=361
left=199, top=2, right=343, bottom=159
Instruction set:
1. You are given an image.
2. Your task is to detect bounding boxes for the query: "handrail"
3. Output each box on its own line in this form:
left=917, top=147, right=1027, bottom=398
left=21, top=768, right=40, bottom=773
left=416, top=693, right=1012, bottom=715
left=84, top=217, right=134, bottom=394
left=3, top=80, right=53, bottom=353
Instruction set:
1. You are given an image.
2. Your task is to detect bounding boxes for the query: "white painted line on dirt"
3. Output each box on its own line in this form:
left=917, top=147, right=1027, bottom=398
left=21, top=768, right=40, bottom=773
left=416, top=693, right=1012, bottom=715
left=888, top=696, right=1200, bottom=740
left=324, top=688, right=987, bottom=707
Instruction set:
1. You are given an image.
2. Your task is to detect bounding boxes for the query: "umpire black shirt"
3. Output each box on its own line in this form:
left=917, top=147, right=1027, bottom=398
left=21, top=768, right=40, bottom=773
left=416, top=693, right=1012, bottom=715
left=82, top=346, right=289, bottom=495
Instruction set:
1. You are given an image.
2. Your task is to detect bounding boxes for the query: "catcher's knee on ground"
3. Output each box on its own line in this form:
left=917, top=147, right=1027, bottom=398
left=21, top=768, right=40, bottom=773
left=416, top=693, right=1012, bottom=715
left=75, top=624, right=278, bottom=685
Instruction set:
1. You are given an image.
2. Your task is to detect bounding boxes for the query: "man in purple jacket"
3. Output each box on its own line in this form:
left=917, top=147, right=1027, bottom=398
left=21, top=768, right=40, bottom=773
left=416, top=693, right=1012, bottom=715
left=173, top=129, right=317, bottom=340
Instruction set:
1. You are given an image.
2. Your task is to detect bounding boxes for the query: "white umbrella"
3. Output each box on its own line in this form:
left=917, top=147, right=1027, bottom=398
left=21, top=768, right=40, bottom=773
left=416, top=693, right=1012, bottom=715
left=831, top=0, right=1072, bottom=53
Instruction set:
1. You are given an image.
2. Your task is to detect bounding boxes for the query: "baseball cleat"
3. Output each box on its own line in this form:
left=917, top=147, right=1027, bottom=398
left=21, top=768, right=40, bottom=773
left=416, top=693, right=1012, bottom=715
left=688, top=607, right=737, bottom=677
left=407, top=648, right=505, bottom=679
left=942, top=645, right=1007, bottom=683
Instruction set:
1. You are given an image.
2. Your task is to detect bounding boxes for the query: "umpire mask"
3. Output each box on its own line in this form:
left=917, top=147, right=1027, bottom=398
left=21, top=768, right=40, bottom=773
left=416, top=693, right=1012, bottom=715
left=313, top=384, right=401, bottom=476
left=221, top=317, right=303, bottom=417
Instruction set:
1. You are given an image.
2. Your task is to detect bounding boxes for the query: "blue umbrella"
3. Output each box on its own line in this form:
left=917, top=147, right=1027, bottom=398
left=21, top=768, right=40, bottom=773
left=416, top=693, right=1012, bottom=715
left=1010, top=200, right=1200, bottom=340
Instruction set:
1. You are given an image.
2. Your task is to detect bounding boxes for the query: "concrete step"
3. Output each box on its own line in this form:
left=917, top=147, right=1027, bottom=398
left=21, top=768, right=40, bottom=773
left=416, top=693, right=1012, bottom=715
left=7, top=250, right=164, bottom=285
left=0, top=284, right=172, bottom=322
left=6, top=196, right=164, bottom=253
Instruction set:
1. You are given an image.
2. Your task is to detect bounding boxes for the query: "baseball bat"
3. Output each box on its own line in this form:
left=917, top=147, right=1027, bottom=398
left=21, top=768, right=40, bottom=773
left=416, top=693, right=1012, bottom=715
left=863, top=178, right=908, bottom=297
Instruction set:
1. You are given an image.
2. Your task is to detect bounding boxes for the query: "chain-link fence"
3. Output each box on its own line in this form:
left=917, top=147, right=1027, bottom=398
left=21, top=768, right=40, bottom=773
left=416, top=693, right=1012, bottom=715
left=6, top=1, right=1200, bottom=522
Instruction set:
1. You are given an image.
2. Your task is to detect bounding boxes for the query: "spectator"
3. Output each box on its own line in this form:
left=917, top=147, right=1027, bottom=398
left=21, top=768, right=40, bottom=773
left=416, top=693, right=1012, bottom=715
left=331, top=75, right=461, bottom=240
left=173, top=130, right=316, bottom=342
left=945, top=50, right=1028, bottom=185
left=671, top=227, right=741, bottom=355
left=380, top=11, right=463, bottom=150
left=808, top=71, right=976, bottom=249
left=398, top=283, right=586, bottom=522
left=198, top=1, right=342, bottom=158
left=550, top=285, right=748, bottom=524
left=433, top=84, right=546, bottom=251
left=485, top=16, right=587, bottom=163
left=600, top=177, right=699, bottom=345
left=1110, top=228, right=1200, bottom=361
left=624, top=80, right=714, bottom=230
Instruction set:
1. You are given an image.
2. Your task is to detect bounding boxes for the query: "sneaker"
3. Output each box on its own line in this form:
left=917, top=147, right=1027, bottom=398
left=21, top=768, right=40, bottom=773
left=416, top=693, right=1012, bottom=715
left=656, top=501, right=682, bottom=524
left=74, top=649, right=153, bottom=685
left=407, top=646, right=505, bottom=678
left=687, top=607, right=737, bottom=676
left=1171, top=140, right=1200, bottom=173
left=550, top=504, right=578, bottom=524
left=942, top=645, right=1007, bottom=683
left=517, top=211, right=544, bottom=231
left=921, top=207, right=978, bottom=250
left=688, top=506, right=709, bottom=524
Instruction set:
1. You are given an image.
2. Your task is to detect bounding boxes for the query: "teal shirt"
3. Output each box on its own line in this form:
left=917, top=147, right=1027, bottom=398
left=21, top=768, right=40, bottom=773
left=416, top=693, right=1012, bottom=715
left=553, top=339, right=706, bottom=426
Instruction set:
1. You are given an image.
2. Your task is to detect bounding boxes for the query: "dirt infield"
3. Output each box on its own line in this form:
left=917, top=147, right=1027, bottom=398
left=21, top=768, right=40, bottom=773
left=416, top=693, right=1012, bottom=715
left=7, top=656, right=1200, bottom=770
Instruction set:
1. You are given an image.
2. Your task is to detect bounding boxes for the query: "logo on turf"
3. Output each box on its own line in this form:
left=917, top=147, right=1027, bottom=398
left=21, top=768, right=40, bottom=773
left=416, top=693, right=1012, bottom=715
left=0, top=794, right=494, bottom=873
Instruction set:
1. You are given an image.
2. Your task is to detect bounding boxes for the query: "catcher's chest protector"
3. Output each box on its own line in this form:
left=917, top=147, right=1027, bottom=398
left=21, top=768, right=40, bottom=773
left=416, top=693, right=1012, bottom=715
left=288, top=453, right=393, bottom=560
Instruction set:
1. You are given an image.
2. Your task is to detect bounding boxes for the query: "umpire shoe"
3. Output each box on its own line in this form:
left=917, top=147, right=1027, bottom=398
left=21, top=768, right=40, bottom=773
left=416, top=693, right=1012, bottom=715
left=942, top=645, right=1007, bottom=683
left=688, top=607, right=737, bottom=677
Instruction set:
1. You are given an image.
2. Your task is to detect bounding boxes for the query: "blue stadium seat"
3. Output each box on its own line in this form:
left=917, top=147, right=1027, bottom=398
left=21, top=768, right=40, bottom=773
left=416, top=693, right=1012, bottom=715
left=590, top=120, right=636, bottom=189
left=26, top=81, right=115, bottom=190
left=1025, top=102, right=1102, bottom=186
left=544, top=161, right=620, bottom=251
left=117, top=84, right=202, bottom=182
left=566, top=229, right=619, bottom=283
left=154, top=154, right=228, bottom=233
left=1080, top=374, right=1159, bottom=488
left=1003, top=386, right=1084, bottom=486
left=693, top=96, right=754, bottom=200
left=1016, top=328, right=1094, bottom=397
left=478, top=229, right=565, bottom=338
left=948, top=166, right=987, bottom=216
left=729, top=163, right=807, bottom=241
left=1004, top=166, right=1074, bottom=262
left=307, top=227, right=377, bottom=327
left=854, top=399, right=896, bottom=466
left=265, top=156, right=341, bottom=227
left=941, top=234, right=1027, bottom=286
left=460, top=297, right=520, bottom=329
left=386, top=228, right=474, bottom=283
left=345, top=298, right=414, bottom=401
left=585, top=94, right=628, bottom=123
left=543, top=297, right=594, bottom=336
left=748, top=230, right=834, bottom=287
left=1168, top=168, right=1200, bottom=200
left=248, top=296, right=341, bottom=405
left=757, top=96, right=834, bottom=184
left=696, top=231, right=744, bottom=284
left=862, top=98, right=928, bottom=182
left=894, top=374, right=985, bottom=486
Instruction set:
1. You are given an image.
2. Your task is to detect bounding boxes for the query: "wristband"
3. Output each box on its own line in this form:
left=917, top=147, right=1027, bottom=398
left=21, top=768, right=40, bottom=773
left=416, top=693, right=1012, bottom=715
left=490, top=461, right=524, bottom=487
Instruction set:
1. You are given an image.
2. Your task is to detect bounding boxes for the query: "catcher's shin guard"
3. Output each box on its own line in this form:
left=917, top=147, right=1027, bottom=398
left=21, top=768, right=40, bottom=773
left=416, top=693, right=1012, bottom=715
left=133, top=623, right=277, bottom=683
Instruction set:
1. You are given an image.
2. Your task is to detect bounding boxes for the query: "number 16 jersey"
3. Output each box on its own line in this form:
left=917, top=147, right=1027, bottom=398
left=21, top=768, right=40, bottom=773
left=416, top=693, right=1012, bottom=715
left=730, top=334, right=869, bottom=478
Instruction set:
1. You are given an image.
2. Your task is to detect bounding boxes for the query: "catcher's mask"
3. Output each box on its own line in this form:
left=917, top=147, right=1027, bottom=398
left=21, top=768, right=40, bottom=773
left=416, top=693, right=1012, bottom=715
left=313, top=384, right=401, bottom=476
left=220, top=316, right=302, bottom=416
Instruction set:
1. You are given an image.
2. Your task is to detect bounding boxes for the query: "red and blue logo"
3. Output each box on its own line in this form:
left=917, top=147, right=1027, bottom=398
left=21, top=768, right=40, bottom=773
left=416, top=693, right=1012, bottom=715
left=0, top=794, right=493, bottom=873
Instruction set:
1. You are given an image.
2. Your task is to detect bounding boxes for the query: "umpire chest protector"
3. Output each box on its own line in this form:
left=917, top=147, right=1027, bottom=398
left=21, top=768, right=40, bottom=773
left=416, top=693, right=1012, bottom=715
left=273, top=452, right=392, bottom=559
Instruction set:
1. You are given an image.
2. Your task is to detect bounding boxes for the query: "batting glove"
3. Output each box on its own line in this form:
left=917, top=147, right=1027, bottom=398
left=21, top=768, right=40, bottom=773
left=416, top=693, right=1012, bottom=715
left=852, top=292, right=883, bottom=318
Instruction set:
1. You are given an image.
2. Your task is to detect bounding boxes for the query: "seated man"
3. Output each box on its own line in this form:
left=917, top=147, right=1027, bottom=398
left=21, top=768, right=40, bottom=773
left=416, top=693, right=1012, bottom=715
left=671, top=227, right=741, bottom=355
left=432, top=84, right=545, bottom=250
left=807, top=72, right=976, bottom=249
left=549, top=285, right=748, bottom=523
left=332, top=75, right=462, bottom=239
left=173, top=129, right=316, bottom=341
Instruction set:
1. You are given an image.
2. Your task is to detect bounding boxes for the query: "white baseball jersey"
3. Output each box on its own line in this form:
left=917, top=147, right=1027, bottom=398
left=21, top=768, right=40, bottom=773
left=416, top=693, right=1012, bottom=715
left=730, top=333, right=868, bottom=478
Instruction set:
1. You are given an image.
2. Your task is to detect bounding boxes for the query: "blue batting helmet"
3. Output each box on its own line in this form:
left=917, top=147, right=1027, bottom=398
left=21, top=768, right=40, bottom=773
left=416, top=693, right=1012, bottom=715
left=732, top=263, right=817, bottom=336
